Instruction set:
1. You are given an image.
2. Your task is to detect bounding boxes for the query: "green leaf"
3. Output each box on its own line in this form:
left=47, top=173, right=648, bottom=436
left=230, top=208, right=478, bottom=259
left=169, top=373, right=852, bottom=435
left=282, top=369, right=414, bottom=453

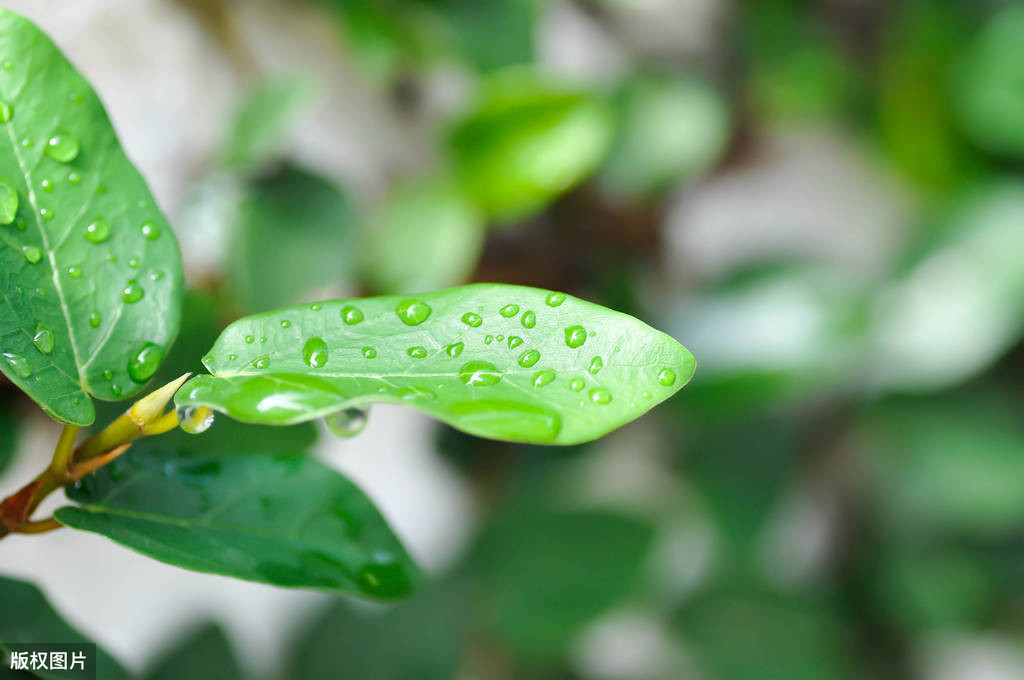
left=0, top=397, right=19, bottom=477
left=474, top=509, right=654, bottom=659
left=221, top=76, right=312, bottom=170
left=450, top=72, right=614, bottom=220
left=0, top=575, right=129, bottom=680
left=142, top=623, right=243, bottom=680
left=361, top=178, right=484, bottom=294
left=54, top=448, right=421, bottom=598
left=0, top=9, right=183, bottom=424
left=226, top=165, right=354, bottom=314
left=175, top=283, right=695, bottom=445
left=433, top=0, right=535, bottom=71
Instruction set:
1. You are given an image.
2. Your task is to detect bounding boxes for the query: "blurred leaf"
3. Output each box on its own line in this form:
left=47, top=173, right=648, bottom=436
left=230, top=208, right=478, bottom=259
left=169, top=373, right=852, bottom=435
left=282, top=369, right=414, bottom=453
left=601, top=75, right=730, bottom=198
left=362, top=177, right=484, bottom=294
left=287, top=582, right=463, bottom=679
left=142, top=623, right=243, bottom=680
left=0, top=399, right=18, bottom=477
left=0, top=8, right=183, bottom=424
left=176, top=284, right=696, bottom=445
left=0, top=575, right=128, bottom=680
left=473, top=509, right=655, bottom=660
left=55, top=448, right=421, bottom=598
left=952, top=4, right=1024, bottom=158
left=871, top=184, right=1024, bottom=391
left=450, top=72, right=614, bottom=220
left=226, top=165, right=354, bottom=314
left=429, top=0, right=534, bottom=71
left=222, top=76, right=312, bottom=170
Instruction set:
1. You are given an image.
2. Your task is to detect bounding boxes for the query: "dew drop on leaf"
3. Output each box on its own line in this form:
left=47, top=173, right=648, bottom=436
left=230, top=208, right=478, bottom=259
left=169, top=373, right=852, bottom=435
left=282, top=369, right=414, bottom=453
left=545, top=292, right=566, bottom=307
left=395, top=299, right=432, bottom=326
left=459, top=360, right=501, bottom=386
left=141, top=221, right=160, bottom=240
left=341, top=305, right=364, bottom=325
left=2, top=352, right=31, bottom=378
left=0, top=101, right=12, bottom=123
left=518, top=349, right=541, bottom=367
left=499, top=303, right=519, bottom=317
left=280, top=319, right=291, bottom=328
left=569, top=377, right=585, bottom=391
left=521, top=310, right=536, bottom=328
left=565, top=325, right=587, bottom=348
left=40, top=178, right=53, bottom=193
left=21, top=244, right=41, bottom=263
left=252, top=356, right=270, bottom=369
left=111, top=383, right=122, bottom=396
left=45, top=134, right=80, bottom=163
left=84, top=218, right=110, bottom=243
left=302, top=337, right=329, bottom=368
left=67, top=265, right=82, bottom=278
left=362, top=347, right=376, bottom=359
left=461, top=312, right=483, bottom=327
left=176, top=405, right=215, bottom=434
left=589, top=356, right=603, bottom=375
left=0, top=181, right=17, bottom=224
left=88, top=311, right=101, bottom=328
left=507, top=335, right=523, bottom=349
left=589, top=387, right=612, bottom=404
left=324, top=407, right=369, bottom=438
left=39, top=208, right=54, bottom=221
left=533, top=369, right=556, bottom=387
left=32, top=325, right=54, bottom=355
left=122, top=280, right=144, bottom=303
left=244, top=335, right=254, bottom=344
left=658, top=368, right=677, bottom=386
left=128, top=342, right=163, bottom=383
left=407, top=346, right=428, bottom=358
left=446, top=342, right=464, bottom=358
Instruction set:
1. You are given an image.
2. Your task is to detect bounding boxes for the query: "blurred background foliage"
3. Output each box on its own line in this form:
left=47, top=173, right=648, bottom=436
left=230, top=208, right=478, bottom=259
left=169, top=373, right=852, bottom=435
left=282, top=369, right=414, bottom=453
left=5, top=0, right=1024, bottom=678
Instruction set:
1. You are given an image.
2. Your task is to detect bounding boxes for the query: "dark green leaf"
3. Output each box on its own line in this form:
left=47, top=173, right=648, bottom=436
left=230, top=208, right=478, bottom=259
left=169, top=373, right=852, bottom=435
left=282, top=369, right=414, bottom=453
left=0, top=9, right=183, bottom=424
left=54, top=449, right=421, bottom=598
left=221, top=76, right=312, bottom=170
left=175, top=283, right=695, bottom=445
left=142, top=623, right=243, bottom=680
left=0, top=575, right=128, bottom=680
left=432, top=0, right=535, bottom=71
left=0, top=397, right=18, bottom=477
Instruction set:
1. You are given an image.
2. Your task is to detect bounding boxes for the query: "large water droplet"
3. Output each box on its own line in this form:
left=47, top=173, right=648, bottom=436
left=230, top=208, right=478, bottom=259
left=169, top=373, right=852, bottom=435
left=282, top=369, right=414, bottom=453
left=395, top=299, right=432, bottom=326
left=0, top=181, right=17, bottom=224
left=21, top=244, right=41, bottom=263
left=2, top=352, right=31, bottom=378
left=461, top=312, right=483, bottom=327
left=45, top=134, right=80, bottom=163
left=446, top=342, right=464, bottom=358
left=362, top=346, right=377, bottom=359
left=128, top=342, right=163, bottom=382
left=589, top=356, right=603, bottom=375
left=177, top=405, right=215, bottom=434
left=141, top=221, right=161, bottom=240
left=545, top=292, right=566, bottom=307
left=88, top=311, right=101, bottom=328
left=521, top=310, right=537, bottom=329
left=84, top=218, right=110, bottom=243
left=325, top=407, right=369, bottom=438
left=122, top=280, right=144, bottom=303
left=507, top=336, right=523, bottom=349
left=657, top=368, right=677, bottom=386
left=303, top=337, right=328, bottom=368
left=500, top=303, right=519, bottom=318
left=533, top=369, right=556, bottom=387
left=518, top=349, right=541, bottom=367
left=32, top=325, right=54, bottom=355
left=459, top=360, right=501, bottom=386
left=0, top=100, right=12, bottom=123
left=589, top=387, right=612, bottom=404
left=407, top=346, right=428, bottom=358
left=565, top=325, right=587, bottom=348
left=341, top=305, right=364, bottom=325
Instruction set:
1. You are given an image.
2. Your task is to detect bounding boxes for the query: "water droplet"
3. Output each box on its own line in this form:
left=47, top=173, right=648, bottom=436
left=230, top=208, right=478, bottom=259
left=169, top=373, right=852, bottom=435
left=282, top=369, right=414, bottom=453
left=122, top=280, right=144, bottom=303
left=446, top=342, right=464, bottom=358
left=0, top=100, right=12, bottom=123
left=658, top=368, right=677, bottom=386
left=459, top=360, right=501, bottom=386
left=128, top=342, right=163, bottom=382
left=395, top=299, right=432, bottom=326
left=589, top=387, right=612, bottom=404
left=569, top=377, right=585, bottom=391
left=111, top=383, right=122, bottom=396
left=32, top=325, right=54, bottom=355
left=149, top=270, right=164, bottom=280
left=565, top=325, right=587, bottom=348
left=484, top=335, right=493, bottom=344
left=45, top=134, right=80, bottom=163
left=280, top=319, right=291, bottom=328
left=21, top=244, right=41, bottom=263
left=103, top=369, right=113, bottom=380
left=106, top=254, right=117, bottom=263
left=176, top=405, right=215, bottom=434
left=642, top=391, right=652, bottom=399
left=362, top=346, right=377, bottom=359
left=128, top=256, right=140, bottom=269
left=2, top=352, right=30, bottom=378
left=67, top=265, right=82, bottom=278
left=67, top=171, right=81, bottom=185
left=341, top=305, right=364, bottom=325
left=244, top=335, right=254, bottom=344
left=325, top=407, right=369, bottom=438
left=546, top=292, right=566, bottom=307
left=228, top=354, right=238, bottom=361
left=499, top=303, right=519, bottom=318
left=303, top=337, right=328, bottom=368
left=40, top=208, right=54, bottom=221
left=0, top=181, right=17, bottom=224
left=89, top=311, right=101, bottom=328
left=84, top=218, right=110, bottom=243
left=252, top=356, right=269, bottom=369
left=259, top=337, right=267, bottom=343
left=407, top=346, right=428, bottom=358
left=521, top=310, right=536, bottom=328
left=35, top=287, right=46, bottom=297
left=40, top=178, right=53, bottom=193
left=507, top=335, right=523, bottom=349
left=533, top=369, right=556, bottom=387
left=588, top=356, right=603, bottom=375
left=141, top=221, right=160, bottom=240
left=461, top=312, right=483, bottom=327
left=518, top=349, right=541, bottom=367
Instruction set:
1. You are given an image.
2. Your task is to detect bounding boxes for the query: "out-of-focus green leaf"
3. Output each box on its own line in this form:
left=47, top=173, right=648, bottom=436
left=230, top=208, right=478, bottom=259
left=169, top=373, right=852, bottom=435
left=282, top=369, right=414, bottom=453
left=225, top=165, right=354, bottom=314
left=0, top=8, right=183, bottom=424
left=222, top=76, right=312, bottom=170
left=473, top=509, right=654, bottom=660
left=176, top=284, right=695, bottom=445
left=431, top=0, right=534, bottom=71
left=0, top=398, right=18, bottom=477
left=952, top=4, right=1024, bottom=158
left=450, top=72, right=614, bottom=220
left=0, top=575, right=129, bottom=680
left=362, top=178, right=484, bottom=294
left=862, top=393, right=1024, bottom=536
left=871, top=184, right=1024, bottom=391
left=287, top=583, right=463, bottom=679
left=55, top=449, right=421, bottom=598
left=142, top=623, right=243, bottom=680
left=601, top=75, right=729, bottom=198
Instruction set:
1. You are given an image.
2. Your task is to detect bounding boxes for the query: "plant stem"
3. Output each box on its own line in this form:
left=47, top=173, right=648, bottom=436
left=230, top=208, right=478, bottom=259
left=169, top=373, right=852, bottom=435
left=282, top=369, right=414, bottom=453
left=48, top=424, right=79, bottom=478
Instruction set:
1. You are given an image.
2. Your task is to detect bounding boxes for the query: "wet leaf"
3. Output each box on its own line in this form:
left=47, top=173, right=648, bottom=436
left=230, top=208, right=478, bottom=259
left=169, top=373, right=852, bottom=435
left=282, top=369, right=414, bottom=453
left=175, top=284, right=695, bottom=445
left=54, top=448, right=421, bottom=598
left=0, top=9, right=183, bottom=424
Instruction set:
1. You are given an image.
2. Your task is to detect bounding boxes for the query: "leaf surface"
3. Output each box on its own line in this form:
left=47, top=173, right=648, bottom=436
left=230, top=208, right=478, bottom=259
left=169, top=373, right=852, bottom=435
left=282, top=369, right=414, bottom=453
left=175, top=283, right=695, bottom=445
left=0, top=9, right=183, bottom=424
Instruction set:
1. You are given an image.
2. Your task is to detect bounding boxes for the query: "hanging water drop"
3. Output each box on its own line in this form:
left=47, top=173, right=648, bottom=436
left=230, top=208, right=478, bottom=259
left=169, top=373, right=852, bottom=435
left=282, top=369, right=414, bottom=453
left=325, top=407, right=370, bottom=438
left=177, top=405, right=215, bottom=434
left=395, top=299, right=432, bottom=325
left=303, top=337, right=328, bottom=368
